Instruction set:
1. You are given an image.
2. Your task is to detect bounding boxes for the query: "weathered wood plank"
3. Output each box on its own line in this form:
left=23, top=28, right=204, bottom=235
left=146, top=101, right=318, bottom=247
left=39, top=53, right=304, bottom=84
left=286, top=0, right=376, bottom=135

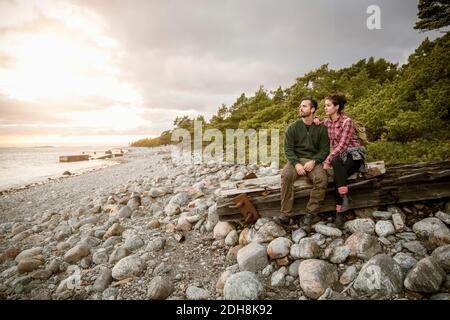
left=219, top=161, right=385, bottom=197
left=217, top=160, right=450, bottom=221
left=218, top=181, right=450, bottom=221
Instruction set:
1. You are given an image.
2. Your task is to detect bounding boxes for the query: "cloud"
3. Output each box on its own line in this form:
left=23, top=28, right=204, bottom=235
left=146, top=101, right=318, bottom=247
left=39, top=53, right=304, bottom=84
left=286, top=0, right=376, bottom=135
left=0, top=0, right=443, bottom=146
left=80, top=0, right=441, bottom=108
left=0, top=94, right=68, bottom=124
left=0, top=93, right=142, bottom=124
left=0, top=52, right=16, bottom=69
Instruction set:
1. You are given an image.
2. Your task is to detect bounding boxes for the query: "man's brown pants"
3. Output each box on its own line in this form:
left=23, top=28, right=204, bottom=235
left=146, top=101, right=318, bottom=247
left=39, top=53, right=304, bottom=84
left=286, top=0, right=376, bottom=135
left=280, top=158, right=328, bottom=215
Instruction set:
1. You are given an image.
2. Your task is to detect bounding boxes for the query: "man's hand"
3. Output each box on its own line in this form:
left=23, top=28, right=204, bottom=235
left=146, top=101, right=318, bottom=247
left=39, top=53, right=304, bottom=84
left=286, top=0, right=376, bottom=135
left=295, top=163, right=306, bottom=176
left=303, top=160, right=316, bottom=172
left=323, top=162, right=331, bottom=170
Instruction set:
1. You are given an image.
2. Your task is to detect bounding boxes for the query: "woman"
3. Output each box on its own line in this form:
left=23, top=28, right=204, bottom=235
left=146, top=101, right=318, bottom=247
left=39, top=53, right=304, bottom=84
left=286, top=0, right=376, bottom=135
left=321, top=94, right=367, bottom=228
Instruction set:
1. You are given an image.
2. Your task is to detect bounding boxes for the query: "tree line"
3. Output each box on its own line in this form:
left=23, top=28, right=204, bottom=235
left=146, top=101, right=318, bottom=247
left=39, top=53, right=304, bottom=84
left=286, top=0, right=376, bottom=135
left=131, top=0, right=450, bottom=165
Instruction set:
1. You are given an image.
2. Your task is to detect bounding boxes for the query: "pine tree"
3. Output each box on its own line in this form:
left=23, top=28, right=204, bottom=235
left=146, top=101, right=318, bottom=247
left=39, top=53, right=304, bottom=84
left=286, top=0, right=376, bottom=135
left=414, top=0, right=450, bottom=32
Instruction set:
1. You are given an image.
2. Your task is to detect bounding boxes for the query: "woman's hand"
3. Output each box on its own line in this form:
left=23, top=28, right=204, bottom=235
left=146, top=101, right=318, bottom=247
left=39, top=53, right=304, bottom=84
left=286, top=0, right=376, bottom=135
left=313, top=116, right=321, bottom=126
left=323, top=162, right=331, bottom=170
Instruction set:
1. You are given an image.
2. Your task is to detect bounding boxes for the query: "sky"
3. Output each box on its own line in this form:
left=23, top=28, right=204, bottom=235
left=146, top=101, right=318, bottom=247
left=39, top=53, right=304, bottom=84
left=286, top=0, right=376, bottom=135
left=0, top=0, right=441, bottom=147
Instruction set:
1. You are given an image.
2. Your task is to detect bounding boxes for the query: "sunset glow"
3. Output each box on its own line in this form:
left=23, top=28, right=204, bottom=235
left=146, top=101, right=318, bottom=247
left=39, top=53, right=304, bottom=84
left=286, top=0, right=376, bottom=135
left=0, top=0, right=438, bottom=147
left=0, top=1, right=146, bottom=146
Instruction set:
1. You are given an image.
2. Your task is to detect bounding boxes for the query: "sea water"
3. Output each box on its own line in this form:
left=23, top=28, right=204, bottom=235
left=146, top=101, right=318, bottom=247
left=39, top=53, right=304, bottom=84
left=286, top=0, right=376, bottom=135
left=0, top=146, right=125, bottom=191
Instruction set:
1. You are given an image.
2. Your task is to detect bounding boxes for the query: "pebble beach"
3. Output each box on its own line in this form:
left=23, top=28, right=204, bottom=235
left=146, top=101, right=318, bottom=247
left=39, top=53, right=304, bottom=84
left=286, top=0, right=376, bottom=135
left=0, top=146, right=449, bottom=300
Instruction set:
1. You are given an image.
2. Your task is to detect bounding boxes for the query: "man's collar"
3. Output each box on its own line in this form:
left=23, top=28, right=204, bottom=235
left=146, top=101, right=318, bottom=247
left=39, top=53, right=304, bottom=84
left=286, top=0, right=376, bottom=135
left=301, top=117, right=314, bottom=126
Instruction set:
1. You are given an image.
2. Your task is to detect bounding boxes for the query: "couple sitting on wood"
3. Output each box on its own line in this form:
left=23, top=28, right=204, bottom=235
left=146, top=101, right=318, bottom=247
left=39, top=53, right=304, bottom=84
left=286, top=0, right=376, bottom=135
left=281, top=94, right=366, bottom=229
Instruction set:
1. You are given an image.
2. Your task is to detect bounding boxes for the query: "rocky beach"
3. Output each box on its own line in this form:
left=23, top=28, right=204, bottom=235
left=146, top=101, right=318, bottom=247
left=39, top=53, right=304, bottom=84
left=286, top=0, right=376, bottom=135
left=0, top=146, right=449, bottom=300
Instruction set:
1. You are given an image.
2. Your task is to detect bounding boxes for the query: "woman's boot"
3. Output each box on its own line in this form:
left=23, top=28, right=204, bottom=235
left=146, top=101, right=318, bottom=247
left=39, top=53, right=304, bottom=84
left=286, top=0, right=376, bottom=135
left=334, top=204, right=345, bottom=229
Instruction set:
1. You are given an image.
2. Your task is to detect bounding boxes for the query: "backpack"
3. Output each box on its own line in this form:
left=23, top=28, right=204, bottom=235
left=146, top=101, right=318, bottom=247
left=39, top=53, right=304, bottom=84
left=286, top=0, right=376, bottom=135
left=326, top=117, right=369, bottom=147
left=353, top=121, right=369, bottom=145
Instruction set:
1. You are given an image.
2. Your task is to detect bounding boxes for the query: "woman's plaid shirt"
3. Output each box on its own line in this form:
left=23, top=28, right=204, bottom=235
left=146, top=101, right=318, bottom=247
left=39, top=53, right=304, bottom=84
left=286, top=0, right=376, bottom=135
left=324, top=114, right=361, bottom=166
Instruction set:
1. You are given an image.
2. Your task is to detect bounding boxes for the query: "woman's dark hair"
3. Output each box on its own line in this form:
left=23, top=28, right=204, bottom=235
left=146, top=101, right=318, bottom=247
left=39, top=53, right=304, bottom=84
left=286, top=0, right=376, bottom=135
left=326, top=94, right=347, bottom=113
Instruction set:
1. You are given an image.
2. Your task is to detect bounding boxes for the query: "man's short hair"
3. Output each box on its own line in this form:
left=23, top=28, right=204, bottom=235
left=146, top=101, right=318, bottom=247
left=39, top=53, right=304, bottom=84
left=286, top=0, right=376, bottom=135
left=300, top=96, right=318, bottom=113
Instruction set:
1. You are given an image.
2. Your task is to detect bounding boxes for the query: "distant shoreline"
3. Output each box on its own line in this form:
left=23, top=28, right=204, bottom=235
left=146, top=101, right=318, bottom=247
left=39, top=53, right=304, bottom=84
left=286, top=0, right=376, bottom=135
left=32, top=146, right=56, bottom=148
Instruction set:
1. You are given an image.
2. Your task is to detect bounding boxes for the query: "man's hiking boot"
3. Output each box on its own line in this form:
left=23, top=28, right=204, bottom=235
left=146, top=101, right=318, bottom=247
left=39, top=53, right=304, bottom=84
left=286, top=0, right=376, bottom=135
left=302, top=213, right=321, bottom=233
left=274, top=215, right=291, bottom=227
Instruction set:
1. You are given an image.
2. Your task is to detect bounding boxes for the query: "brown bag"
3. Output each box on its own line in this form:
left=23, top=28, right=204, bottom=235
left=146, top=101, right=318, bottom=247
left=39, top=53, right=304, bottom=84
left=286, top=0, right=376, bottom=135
left=353, top=121, right=369, bottom=145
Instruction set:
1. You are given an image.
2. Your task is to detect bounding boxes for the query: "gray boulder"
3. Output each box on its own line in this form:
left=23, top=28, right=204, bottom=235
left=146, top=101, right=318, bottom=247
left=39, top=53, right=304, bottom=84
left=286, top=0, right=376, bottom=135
left=149, top=187, right=167, bottom=198
left=330, top=246, right=352, bottom=264
left=393, top=253, right=418, bottom=274
left=223, top=271, right=265, bottom=300
left=146, top=237, right=165, bottom=252
left=267, top=237, right=292, bottom=259
left=147, top=276, right=173, bottom=299
left=207, top=204, right=219, bottom=226
left=372, top=211, right=392, bottom=220
left=298, top=259, right=338, bottom=299
left=314, top=224, right=342, bottom=237
left=118, top=206, right=132, bottom=219
left=288, top=260, right=302, bottom=278
left=431, top=244, right=450, bottom=272
left=353, top=254, right=404, bottom=297
left=270, top=267, right=287, bottom=287
left=64, top=244, right=90, bottom=264
left=392, top=213, right=405, bottom=232
left=404, top=256, right=446, bottom=293
left=237, top=242, right=269, bottom=272
left=435, top=211, right=450, bottom=225
left=292, top=228, right=307, bottom=243
left=108, top=246, right=130, bottom=265
left=15, top=247, right=42, bottom=263
left=253, top=221, right=286, bottom=243
left=344, top=218, right=375, bottom=235
left=344, top=232, right=381, bottom=260
left=413, top=217, right=450, bottom=246
left=93, top=268, right=112, bottom=292
left=124, top=235, right=144, bottom=252
left=186, top=286, right=210, bottom=300
left=340, top=265, right=358, bottom=285
left=92, top=249, right=109, bottom=265
left=290, top=238, right=320, bottom=259
left=213, top=221, right=235, bottom=240
left=225, top=230, right=239, bottom=247
left=375, top=220, right=395, bottom=237
left=403, top=241, right=428, bottom=256
left=111, top=255, right=144, bottom=280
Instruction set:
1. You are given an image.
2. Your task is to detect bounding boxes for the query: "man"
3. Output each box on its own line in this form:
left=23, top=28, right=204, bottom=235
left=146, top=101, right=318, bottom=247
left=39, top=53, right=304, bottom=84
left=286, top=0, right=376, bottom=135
left=280, top=97, right=330, bottom=230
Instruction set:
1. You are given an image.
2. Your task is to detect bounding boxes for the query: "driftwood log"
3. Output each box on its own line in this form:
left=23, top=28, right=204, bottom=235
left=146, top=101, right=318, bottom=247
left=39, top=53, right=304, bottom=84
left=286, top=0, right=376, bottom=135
left=217, top=160, right=450, bottom=222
